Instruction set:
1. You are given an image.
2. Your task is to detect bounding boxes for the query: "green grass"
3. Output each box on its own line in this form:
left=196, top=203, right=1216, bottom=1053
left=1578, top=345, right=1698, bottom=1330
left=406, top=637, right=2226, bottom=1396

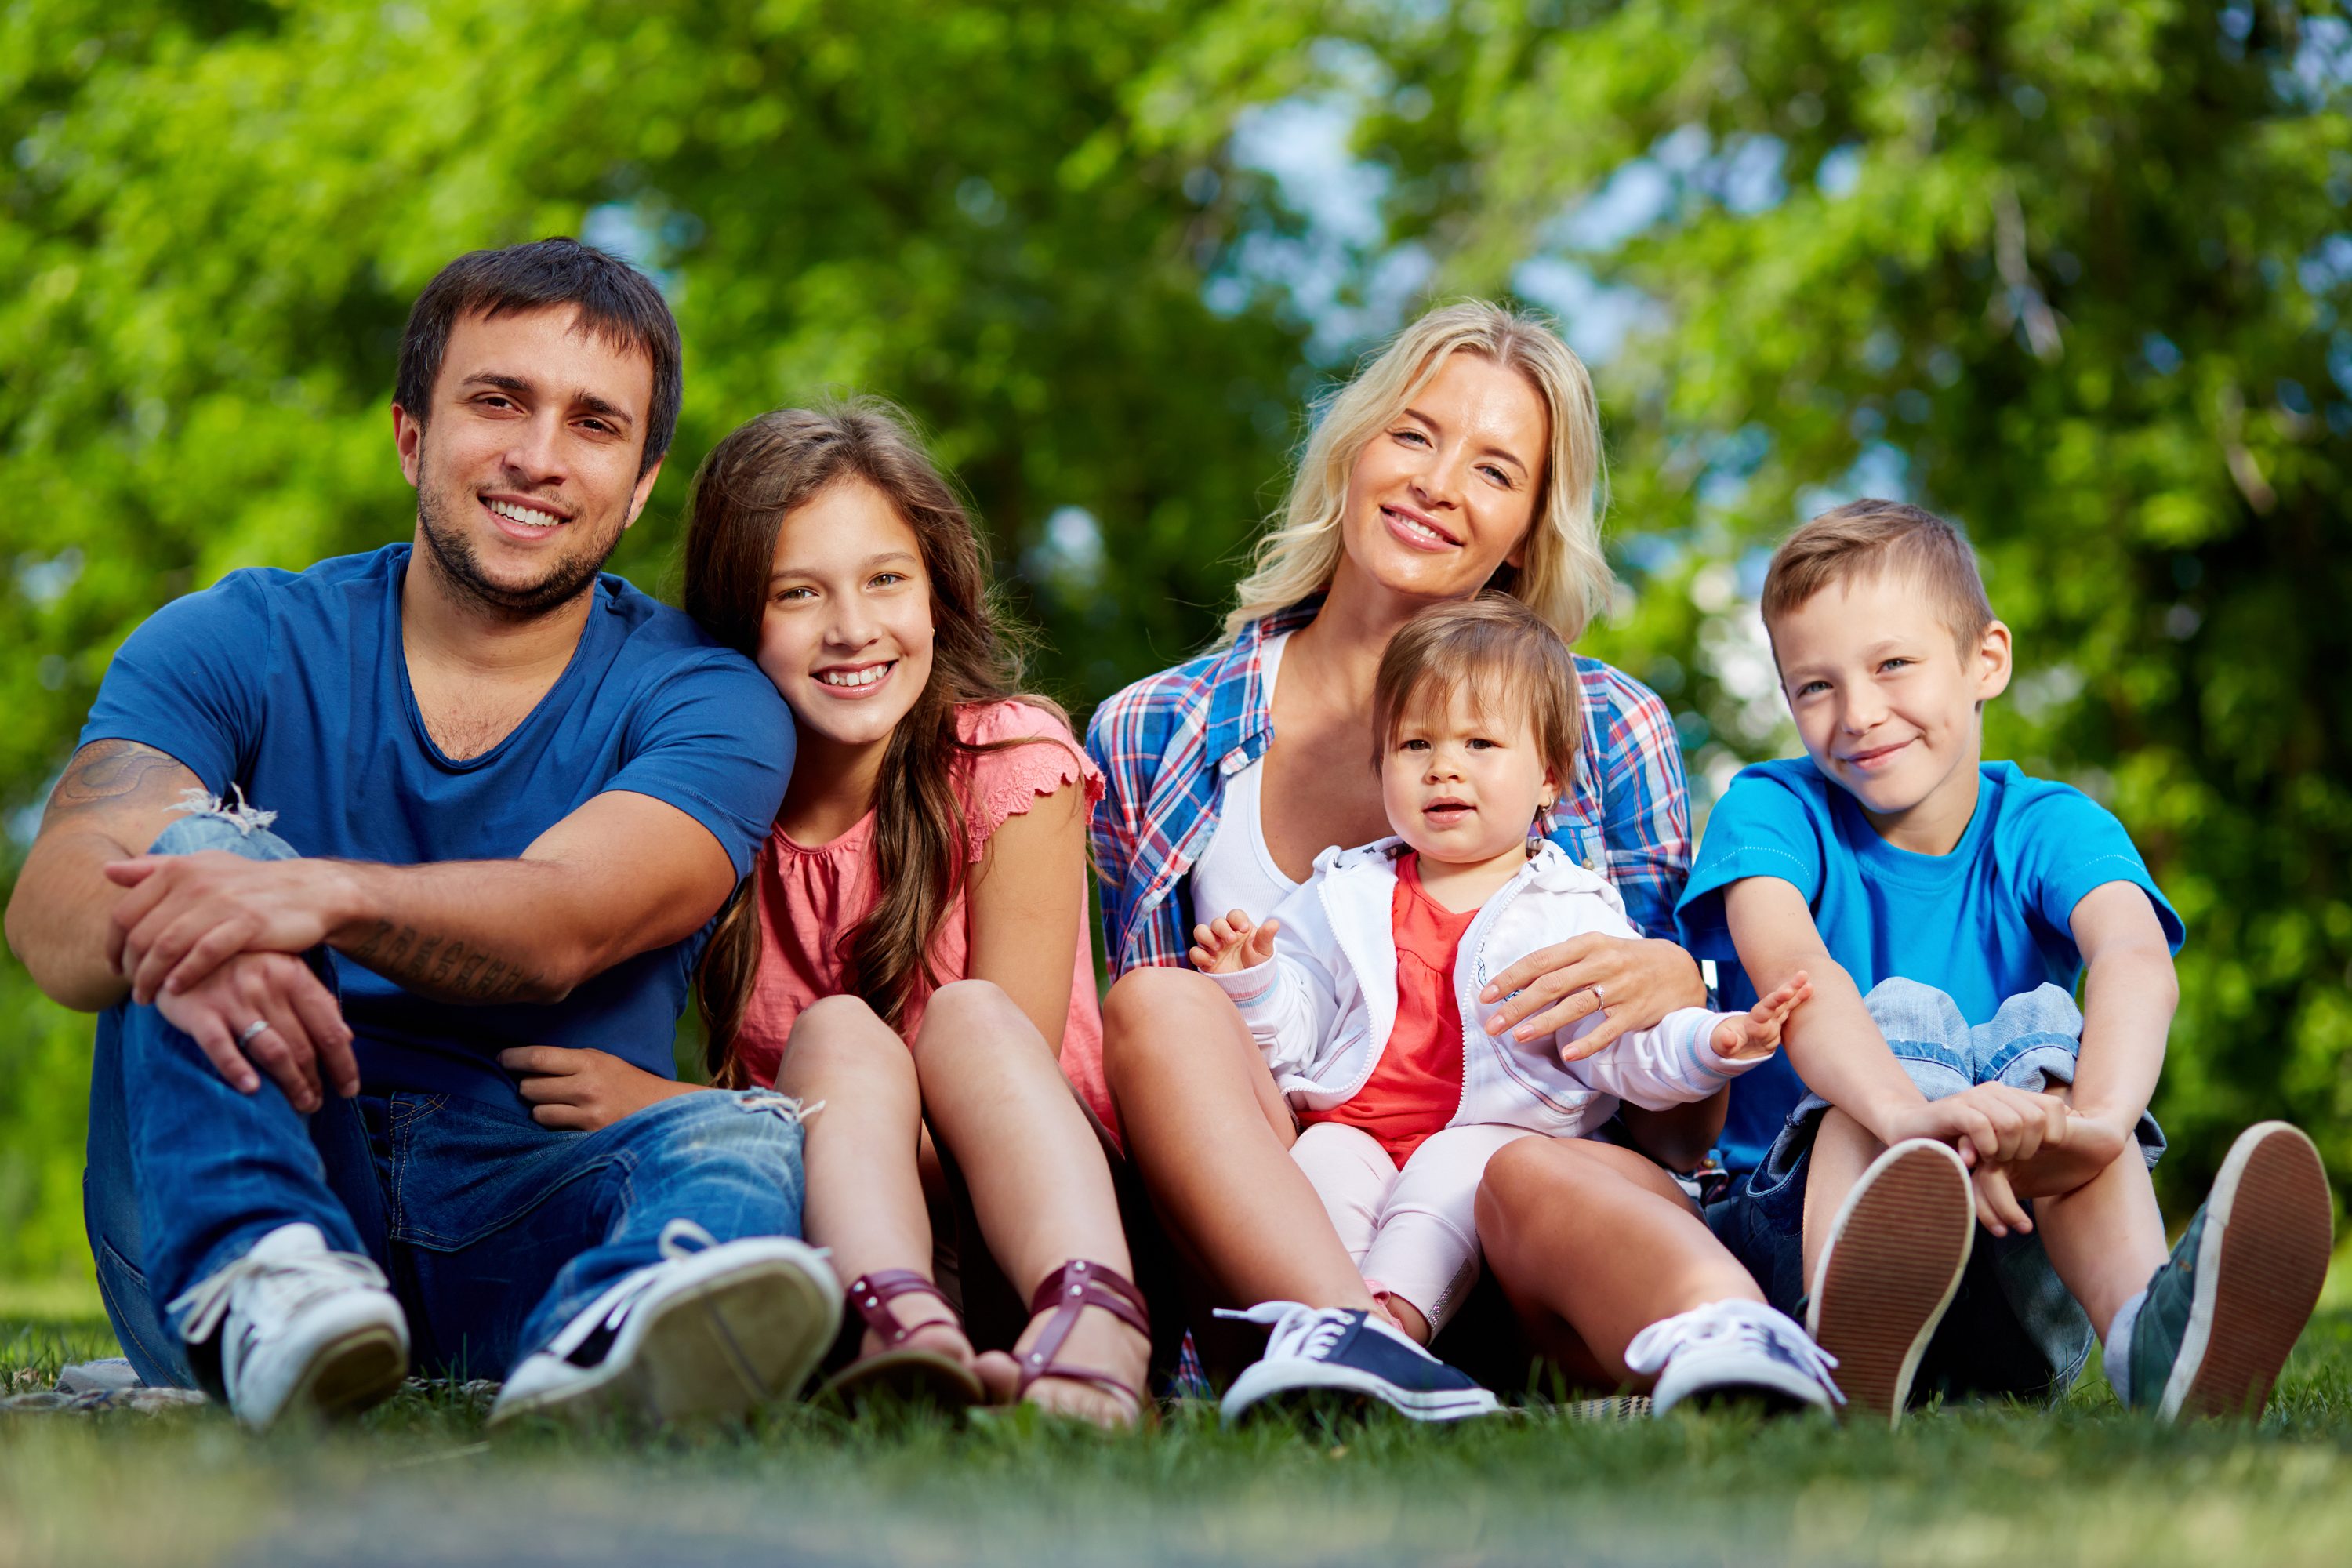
left=7, top=1313, right=2352, bottom=1567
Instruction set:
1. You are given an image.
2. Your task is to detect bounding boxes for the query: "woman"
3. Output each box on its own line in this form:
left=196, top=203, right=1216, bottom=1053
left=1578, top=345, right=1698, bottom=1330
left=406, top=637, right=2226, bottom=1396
left=1087, top=302, right=1712, bottom=1415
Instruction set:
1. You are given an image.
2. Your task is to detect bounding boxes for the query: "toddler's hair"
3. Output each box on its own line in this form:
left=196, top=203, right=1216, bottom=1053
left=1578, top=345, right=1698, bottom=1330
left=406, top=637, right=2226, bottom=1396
left=1760, top=499, right=1995, bottom=652
left=1370, top=596, right=1581, bottom=787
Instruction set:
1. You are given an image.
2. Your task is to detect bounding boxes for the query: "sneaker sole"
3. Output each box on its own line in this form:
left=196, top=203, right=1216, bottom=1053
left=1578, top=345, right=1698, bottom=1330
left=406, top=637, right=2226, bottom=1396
left=2161, top=1122, right=2333, bottom=1422
left=1806, top=1138, right=1974, bottom=1428
left=274, top=1323, right=408, bottom=1427
left=499, top=1249, right=840, bottom=1428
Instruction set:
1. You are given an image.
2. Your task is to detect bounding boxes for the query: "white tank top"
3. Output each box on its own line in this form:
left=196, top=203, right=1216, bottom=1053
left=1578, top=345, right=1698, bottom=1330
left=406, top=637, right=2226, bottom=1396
left=1189, top=631, right=1301, bottom=928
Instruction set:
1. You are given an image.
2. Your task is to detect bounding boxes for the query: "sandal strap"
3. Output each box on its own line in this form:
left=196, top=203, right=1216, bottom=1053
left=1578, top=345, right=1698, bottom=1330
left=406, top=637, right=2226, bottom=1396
left=1015, top=1259, right=1150, bottom=1399
left=845, top=1270, right=962, bottom=1348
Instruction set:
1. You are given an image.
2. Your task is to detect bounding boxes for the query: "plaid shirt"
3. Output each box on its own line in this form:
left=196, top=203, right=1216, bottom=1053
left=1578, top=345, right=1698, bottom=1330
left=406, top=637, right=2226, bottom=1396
left=1087, top=600, right=1694, bottom=974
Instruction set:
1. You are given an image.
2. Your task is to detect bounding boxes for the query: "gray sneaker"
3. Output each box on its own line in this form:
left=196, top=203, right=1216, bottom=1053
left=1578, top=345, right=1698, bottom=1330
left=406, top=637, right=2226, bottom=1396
left=2122, top=1121, right=2332, bottom=1421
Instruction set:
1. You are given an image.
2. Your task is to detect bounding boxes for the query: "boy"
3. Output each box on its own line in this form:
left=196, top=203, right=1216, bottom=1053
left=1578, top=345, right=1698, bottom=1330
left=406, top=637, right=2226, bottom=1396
left=1679, top=499, right=2332, bottom=1423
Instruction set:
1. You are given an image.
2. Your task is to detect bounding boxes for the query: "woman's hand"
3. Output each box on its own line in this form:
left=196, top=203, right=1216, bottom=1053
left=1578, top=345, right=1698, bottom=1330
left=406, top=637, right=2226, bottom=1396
left=498, top=1045, right=705, bottom=1132
left=1479, top=934, right=1708, bottom=1053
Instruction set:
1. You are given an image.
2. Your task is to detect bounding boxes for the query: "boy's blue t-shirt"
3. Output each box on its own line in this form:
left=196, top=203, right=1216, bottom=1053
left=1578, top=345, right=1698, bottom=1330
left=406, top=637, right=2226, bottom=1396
left=1675, top=757, right=2183, bottom=1173
left=81, top=543, right=795, bottom=1103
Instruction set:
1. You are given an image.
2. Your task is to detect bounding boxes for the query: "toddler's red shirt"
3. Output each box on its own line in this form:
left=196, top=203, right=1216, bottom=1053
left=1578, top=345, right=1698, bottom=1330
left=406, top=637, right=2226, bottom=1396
left=1299, top=853, right=1472, bottom=1164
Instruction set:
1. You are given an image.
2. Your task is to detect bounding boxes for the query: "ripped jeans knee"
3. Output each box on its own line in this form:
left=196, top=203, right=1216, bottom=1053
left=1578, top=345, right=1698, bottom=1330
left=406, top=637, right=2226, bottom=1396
left=149, top=786, right=298, bottom=862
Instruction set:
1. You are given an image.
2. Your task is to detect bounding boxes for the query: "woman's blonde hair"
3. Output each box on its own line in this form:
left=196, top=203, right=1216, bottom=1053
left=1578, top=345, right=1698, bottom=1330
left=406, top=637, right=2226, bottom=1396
left=1224, top=301, right=1613, bottom=645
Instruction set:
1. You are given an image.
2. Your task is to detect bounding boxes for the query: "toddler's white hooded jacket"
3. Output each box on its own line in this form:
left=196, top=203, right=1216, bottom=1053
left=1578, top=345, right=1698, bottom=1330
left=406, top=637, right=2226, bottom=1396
left=1206, top=838, right=1768, bottom=1140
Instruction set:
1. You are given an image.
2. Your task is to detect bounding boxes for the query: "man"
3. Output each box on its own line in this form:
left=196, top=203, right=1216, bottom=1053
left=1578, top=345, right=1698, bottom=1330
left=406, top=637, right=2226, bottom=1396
left=5, top=238, right=838, bottom=1432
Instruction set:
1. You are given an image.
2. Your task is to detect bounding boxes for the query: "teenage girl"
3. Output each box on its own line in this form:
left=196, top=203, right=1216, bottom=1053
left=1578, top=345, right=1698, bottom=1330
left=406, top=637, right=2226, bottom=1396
left=501, top=400, right=1145, bottom=1425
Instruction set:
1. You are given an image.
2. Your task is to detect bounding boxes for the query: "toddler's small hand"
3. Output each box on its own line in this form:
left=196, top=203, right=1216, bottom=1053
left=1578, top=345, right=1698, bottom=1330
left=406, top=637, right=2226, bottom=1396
left=1710, top=970, right=1812, bottom=1060
left=1189, top=909, right=1279, bottom=973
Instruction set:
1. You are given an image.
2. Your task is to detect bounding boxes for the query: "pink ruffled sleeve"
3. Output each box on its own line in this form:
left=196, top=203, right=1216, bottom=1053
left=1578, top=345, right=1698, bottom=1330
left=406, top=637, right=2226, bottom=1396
left=957, top=701, right=1105, bottom=862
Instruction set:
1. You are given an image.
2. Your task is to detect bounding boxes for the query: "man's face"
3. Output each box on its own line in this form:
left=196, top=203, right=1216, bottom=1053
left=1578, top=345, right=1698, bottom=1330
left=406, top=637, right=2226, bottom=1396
left=394, top=305, right=660, bottom=616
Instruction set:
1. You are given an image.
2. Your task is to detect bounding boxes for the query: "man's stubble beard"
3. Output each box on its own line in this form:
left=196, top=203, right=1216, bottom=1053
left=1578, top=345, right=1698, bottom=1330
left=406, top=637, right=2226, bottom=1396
left=413, top=453, right=627, bottom=621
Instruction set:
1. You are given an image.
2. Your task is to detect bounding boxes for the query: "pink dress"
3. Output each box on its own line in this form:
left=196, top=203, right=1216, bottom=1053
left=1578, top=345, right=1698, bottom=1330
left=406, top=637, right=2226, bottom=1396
left=733, top=700, right=1112, bottom=1128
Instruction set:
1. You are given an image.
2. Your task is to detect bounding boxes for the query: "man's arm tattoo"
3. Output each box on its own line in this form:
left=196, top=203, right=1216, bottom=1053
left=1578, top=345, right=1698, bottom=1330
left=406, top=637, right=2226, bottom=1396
left=348, top=920, right=543, bottom=1003
left=43, top=739, right=199, bottom=827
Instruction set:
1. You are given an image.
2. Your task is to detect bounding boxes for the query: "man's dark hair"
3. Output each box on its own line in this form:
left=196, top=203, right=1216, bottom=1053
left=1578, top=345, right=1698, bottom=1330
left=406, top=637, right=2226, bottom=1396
left=395, top=238, right=683, bottom=477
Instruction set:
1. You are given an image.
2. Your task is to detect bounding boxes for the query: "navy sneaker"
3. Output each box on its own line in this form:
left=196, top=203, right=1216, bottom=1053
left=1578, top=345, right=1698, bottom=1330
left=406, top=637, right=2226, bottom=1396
left=1214, top=1302, right=1500, bottom=1423
left=2122, top=1121, right=2332, bottom=1421
left=1625, top=1299, right=1842, bottom=1416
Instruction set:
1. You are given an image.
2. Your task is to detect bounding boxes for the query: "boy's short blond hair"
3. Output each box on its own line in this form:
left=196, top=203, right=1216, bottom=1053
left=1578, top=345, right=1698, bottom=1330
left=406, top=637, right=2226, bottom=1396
left=1371, top=596, right=1582, bottom=786
left=1760, top=499, right=1996, bottom=652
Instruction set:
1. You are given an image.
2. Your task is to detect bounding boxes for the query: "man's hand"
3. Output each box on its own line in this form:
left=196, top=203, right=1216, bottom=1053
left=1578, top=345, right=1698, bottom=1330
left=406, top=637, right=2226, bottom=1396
left=499, top=1046, right=702, bottom=1132
left=107, top=852, right=350, bottom=1004
left=155, top=949, right=357, bottom=1112
left=1479, top=935, right=1707, bottom=1054
left=1189, top=910, right=1279, bottom=974
left=1708, top=971, right=1813, bottom=1062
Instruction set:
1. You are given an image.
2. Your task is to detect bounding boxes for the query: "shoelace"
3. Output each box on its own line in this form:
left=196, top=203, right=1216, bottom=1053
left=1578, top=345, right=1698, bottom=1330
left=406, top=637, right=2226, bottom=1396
left=1622, top=1300, right=1845, bottom=1404
left=657, top=1218, right=718, bottom=1259
left=1214, top=1301, right=1381, bottom=1364
left=166, top=1241, right=389, bottom=1344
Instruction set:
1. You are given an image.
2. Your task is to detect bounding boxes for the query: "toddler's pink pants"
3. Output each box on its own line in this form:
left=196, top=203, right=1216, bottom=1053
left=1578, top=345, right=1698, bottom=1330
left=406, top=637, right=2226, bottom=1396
left=1289, top=1121, right=1537, bottom=1335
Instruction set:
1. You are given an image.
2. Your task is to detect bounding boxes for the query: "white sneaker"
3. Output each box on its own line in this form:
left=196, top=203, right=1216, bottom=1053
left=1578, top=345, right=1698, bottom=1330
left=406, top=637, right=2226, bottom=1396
left=1625, top=1299, right=1843, bottom=1415
left=167, top=1221, right=409, bottom=1432
left=1806, top=1137, right=1975, bottom=1427
left=489, top=1221, right=840, bottom=1428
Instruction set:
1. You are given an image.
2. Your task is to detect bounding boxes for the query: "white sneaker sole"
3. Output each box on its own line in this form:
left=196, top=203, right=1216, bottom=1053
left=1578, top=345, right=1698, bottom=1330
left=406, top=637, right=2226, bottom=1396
left=1218, top=1359, right=1500, bottom=1425
left=492, top=1240, right=840, bottom=1428
left=2158, top=1121, right=2332, bottom=1422
left=248, top=1320, right=409, bottom=1432
left=1806, top=1138, right=1974, bottom=1428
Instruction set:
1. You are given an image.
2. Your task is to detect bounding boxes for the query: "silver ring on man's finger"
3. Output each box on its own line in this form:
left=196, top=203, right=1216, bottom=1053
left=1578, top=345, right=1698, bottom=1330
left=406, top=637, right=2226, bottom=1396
left=238, top=1019, right=269, bottom=1046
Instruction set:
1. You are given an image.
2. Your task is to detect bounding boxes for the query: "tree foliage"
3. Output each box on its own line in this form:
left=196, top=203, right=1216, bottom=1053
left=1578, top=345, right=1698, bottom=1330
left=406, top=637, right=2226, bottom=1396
left=3, top=0, right=2347, bottom=1272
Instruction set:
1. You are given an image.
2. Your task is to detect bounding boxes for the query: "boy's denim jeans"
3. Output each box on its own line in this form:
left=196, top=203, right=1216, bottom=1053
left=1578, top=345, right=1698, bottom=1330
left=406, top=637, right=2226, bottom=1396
left=1705, top=978, right=2166, bottom=1405
left=83, top=811, right=811, bottom=1390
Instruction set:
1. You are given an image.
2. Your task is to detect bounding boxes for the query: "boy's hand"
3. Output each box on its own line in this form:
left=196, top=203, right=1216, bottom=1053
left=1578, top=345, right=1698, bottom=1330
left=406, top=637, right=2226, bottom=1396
left=1189, top=909, right=1279, bottom=974
left=1710, top=971, right=1812, bottom=1062
left=1969, top=1160, right=2033, bottom=1237
left=1883, top=1082, right=2070, bottom=1170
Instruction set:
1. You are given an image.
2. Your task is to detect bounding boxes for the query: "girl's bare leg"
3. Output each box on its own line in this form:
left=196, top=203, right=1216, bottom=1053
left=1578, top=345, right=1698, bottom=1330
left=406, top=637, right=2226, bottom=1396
left=2031, top=1145, right=2168, bottom=1337
left=1801, top=1108, right=1886, bottom=1293
left=1100, top=967, right=1379, bottom=1313
left=776, top=996, right=973, bottom=1367
left=910, top=980, right=1147, bottom=1424
left=1477, top=1138, right=1766, bottom=1386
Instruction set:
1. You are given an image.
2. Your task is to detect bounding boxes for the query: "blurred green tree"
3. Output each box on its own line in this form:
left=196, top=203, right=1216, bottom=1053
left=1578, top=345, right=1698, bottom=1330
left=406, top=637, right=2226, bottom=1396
left=0, top=0, right=1310, bottom=1275
left=4, top=0, right=2348, bottom=1279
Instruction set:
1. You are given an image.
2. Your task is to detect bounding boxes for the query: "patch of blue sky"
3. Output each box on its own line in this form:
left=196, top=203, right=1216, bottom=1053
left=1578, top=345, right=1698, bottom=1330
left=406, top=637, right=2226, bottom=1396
left=1795, top=441, right=1911, bottom=521
left=1511, top=256, right=1664, bottom=366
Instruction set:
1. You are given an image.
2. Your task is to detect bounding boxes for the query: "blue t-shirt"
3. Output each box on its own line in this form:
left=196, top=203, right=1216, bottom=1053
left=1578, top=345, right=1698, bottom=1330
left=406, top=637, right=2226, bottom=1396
left=82, top=544, right=795, bottom=1102
left=1676, top=758, right=2183, bottom=1173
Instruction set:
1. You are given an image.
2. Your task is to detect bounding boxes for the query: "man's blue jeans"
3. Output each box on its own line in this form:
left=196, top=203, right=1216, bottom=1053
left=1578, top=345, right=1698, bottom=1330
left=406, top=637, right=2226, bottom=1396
left=84, top=811, right=810, bottom=1389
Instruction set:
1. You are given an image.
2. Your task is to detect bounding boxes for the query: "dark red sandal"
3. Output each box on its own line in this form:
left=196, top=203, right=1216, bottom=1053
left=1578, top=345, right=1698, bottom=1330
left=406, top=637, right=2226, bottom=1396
left=815, top=1269, right=986, bottom=1413
left=1011, top=1260, right=1152, bottom=1425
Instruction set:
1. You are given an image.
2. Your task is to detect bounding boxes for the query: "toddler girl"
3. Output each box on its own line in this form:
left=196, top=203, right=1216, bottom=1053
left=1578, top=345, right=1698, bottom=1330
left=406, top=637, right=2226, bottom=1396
left=1192, top=597, right=1811, bottom=1345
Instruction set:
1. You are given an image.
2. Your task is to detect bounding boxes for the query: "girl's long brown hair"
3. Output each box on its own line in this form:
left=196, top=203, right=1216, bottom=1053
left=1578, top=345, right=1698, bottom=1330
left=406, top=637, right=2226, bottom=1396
left=683, top=398, right=1066, bottom=1085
